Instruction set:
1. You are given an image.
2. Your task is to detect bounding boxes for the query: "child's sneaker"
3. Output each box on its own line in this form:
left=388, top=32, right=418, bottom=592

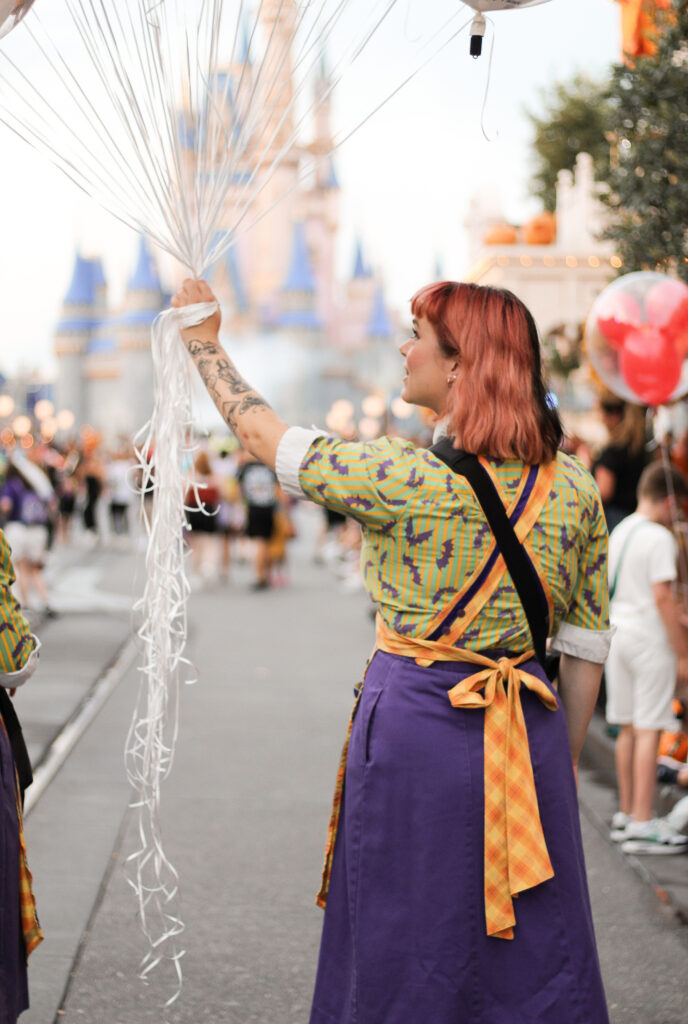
left=610, top=811, right=632, bottom=841
left=621, top=818, right=688, bottom=854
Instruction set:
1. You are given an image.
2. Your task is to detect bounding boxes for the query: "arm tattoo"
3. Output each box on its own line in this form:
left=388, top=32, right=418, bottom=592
left=185, top=336, right=272, bottom=435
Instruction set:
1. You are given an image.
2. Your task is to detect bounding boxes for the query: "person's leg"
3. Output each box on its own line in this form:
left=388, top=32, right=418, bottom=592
left=15, top=558, right=31, bottom=606
left=631, top=727, right=662, bottom=822
left=615, top=724, right=635, bottom=816
left=29, top=564, right=50, bottom=606
left=254, top=538, right=269, bottom=585
left=605, top=633, right=634, bottom=818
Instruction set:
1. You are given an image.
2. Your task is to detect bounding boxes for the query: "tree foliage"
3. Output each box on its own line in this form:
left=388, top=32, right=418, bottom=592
left=526, top=74, right=612, bottom=213
left=602, top=0, right=688, bottom=282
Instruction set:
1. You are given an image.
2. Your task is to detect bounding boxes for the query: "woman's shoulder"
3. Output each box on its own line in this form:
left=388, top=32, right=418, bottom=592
left=552, top=450, right=604, bottom=511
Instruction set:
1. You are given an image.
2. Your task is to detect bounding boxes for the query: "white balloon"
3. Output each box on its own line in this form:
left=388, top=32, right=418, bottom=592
left=462, top=0, right=552, bottom=11
left=0, top=0, right=35, bottom=40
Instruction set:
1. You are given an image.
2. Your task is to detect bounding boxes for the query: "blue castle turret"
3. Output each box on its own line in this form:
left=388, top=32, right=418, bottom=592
left=117, top=236, right=166, bottom=429
left=367, top=285, right=394, bottom=340
left=54, top=253, right=107, bottom=427
left=273, top=221, right=323, bottom=330
left=352, top=239, right=373, bottom=280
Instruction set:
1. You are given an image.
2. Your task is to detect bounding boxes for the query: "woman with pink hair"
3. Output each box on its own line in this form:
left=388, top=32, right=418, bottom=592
left=172, top=277, right=611, bottom=1023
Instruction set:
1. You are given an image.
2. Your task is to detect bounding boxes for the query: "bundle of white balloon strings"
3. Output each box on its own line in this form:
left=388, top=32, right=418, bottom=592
left=0, top=0, right=477, bottom=1005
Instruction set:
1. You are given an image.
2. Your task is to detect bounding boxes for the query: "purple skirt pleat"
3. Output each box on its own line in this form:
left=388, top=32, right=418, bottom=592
left=309, top=650, right=609, bottom=1024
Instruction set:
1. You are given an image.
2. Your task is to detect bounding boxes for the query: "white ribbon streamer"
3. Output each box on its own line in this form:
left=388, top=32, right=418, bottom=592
left=126, top=301, right=217, bottom=1007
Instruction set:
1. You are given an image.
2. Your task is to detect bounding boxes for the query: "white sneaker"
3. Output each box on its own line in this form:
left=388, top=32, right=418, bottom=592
left=610, top=811, right=632, bottom=841
left=621, top=818, right=688, bottom=855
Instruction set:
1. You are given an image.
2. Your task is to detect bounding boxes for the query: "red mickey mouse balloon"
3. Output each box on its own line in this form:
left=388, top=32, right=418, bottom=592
left=585, top=272, right=688, bottom=406
left=619, top=325, right=682, bottom=407
left=596, top=290, right=642, bottom=349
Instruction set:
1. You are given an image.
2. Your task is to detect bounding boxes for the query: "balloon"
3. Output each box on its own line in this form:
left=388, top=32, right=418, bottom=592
left=645, top=278, right=688, bottom=334
left=596, top=291, right=643, bottom=349
left=585, top=271, right=688, bottom=405
left=462, top=1, right=552, bottom=10
left=0, top=0, right=35, bottom=39
left=619, top=325, right=682, bottom=407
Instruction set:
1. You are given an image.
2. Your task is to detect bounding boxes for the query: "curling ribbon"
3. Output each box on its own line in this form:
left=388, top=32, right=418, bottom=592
left=126, top=300, right=218, bottom=1006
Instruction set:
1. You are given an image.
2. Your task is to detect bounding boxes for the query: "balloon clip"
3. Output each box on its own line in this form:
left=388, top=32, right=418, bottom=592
left=470, top=13, right=486, bottom=58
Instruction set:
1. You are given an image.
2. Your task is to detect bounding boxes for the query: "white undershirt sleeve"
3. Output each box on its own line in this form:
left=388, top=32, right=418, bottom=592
left=549, top=622, right=612, bottom=664
left=0, top=635, right=41, bottom=688
left=275, top=426, right=326, bottom=499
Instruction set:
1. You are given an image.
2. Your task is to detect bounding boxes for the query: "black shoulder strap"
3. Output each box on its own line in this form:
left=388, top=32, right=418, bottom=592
left=431, top=438, right=549, bottom=666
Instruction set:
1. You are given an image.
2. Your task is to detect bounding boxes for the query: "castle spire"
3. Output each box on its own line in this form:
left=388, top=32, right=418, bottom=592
left=367, top=284, right=394, bottom=339
left=282, top=221, right=316, bottom=293
left=128, top=236, right=161, bottom=293
left=352, top=239, right=372, bottom=280
left=273, top=221, right=323, bottom=329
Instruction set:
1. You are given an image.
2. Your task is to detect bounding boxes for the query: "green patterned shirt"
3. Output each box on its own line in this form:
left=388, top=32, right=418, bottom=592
left=277, top=429, right=610, bottom=661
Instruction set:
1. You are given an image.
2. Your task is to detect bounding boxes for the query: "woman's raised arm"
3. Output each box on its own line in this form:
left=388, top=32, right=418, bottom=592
left=172, top=278, right=289, bottom=469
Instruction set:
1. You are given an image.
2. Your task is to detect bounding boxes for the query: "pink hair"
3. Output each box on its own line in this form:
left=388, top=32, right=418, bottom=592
left=411, top=282, right=561, bottom=464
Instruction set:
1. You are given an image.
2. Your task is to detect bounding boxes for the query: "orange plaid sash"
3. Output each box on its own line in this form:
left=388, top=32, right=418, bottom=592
left=375, top=617, right=557, bottom=940
left=0, top=717, right=42, bottom=957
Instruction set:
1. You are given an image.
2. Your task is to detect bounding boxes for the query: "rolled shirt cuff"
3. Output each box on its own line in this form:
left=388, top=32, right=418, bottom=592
left=549, top=622, right=612, bottom=664
left=276, top=426, right=326, bottom=499
left=0, top=635, right=41, bottom=688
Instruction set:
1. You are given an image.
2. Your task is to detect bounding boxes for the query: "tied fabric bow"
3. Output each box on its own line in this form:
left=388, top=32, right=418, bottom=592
left=375, top=616, right=558, bottom=940
left=446, top=654, right=557, bottom=939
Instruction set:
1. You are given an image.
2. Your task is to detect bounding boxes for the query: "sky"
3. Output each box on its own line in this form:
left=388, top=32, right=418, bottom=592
left=0, top=0, right=621, bottom=378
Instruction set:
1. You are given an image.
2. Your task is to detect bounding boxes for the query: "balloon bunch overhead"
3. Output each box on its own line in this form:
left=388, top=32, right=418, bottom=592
left=585, top=272, right=688, bottom=407
left=0, top=0, right=34, bottom=39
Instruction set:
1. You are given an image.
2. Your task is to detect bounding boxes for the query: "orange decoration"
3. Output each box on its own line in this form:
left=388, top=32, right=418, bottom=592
left=615, top=0, right=673, bottom=60
left=524, top=212, right=556, bottom=246
left=484, top=223, right=517, bottom=246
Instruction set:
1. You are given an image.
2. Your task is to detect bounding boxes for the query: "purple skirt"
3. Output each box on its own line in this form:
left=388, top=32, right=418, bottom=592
left=310, top=651, right=609, bottom=1024
left=0, top=721, right=28, bottom=1024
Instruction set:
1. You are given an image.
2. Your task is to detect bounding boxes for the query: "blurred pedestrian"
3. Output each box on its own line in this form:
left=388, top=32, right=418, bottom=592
left=212, top=446, right=245, bottom=582
left=184, top=450, right=220, bottom=581
left=79, top=444, right=105, bottom=542
left=237, top=453, right=278, bottom=590
left=106, top=445, right=135, bottom=540
left=606, top=461, right=688, bottom=854
left=593, top=398, right=649, bottom=532
left=268, top=486, right=295, bottom=586
left=0, top=528, right=43, bottom=1019
left=0, top=463, right=54, bottom=615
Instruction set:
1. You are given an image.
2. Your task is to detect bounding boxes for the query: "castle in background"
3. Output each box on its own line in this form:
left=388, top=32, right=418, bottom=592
left=54, top=0, right=397, bottom=439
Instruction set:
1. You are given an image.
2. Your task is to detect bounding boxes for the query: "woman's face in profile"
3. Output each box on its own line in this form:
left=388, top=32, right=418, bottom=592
left=399, top=315, right=457, bottom=414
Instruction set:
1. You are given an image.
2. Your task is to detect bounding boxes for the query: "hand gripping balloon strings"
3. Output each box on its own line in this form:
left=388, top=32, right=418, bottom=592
left=127, top=301, right=217, bottom=1008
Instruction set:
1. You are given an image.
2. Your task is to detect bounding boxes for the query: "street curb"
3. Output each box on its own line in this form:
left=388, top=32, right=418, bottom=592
left=24, top=633, right=138, bottom=818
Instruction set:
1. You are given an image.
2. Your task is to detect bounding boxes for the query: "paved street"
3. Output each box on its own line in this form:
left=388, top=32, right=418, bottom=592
left=15, top=507, right=688, bottom=1023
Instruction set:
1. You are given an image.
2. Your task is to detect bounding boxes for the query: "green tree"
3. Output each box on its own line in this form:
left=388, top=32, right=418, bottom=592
left=526, top=74, right=612, bottom=213
left=602, top=0, right=688, bottom=282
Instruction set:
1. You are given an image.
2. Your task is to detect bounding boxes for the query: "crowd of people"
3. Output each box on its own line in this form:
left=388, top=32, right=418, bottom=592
left=0, top=434, right=305, bottom=608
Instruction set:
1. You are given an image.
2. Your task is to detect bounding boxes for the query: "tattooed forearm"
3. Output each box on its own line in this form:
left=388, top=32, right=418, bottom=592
left=187, top=338, right=221, bottom=357
left=238, top=393, right=270, bottom=415
left=185, top=336, right=272, bottom=436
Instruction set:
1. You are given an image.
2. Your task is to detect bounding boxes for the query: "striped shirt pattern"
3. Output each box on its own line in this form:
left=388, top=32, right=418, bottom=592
left=0, top=531, right=35, bottom=673
left=0, top=531, right=42, bottom=954
left=299, top=436, right=609, bottom=649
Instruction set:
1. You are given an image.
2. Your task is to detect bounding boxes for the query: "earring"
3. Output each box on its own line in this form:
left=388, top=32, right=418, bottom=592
left=447, top=374, right=456, bottom=384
